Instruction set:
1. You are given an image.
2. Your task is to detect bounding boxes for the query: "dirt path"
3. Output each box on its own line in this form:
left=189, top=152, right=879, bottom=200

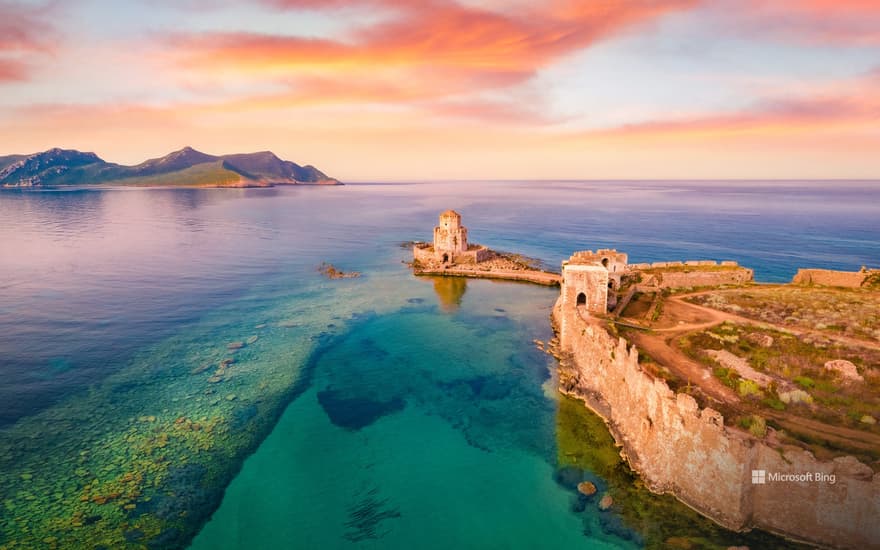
left=623, top=294, right=880, bottom=455
left=669, top=291, right=880, bottom=351
left=625, top=330, right=739, bottom=405
left=765, top=411, right=880, bottom=455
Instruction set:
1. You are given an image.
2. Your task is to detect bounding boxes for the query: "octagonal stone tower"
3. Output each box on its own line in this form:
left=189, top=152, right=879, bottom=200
left=433, top=210, right=468, bottom=261
left=413, top=210, right=492, bottom=265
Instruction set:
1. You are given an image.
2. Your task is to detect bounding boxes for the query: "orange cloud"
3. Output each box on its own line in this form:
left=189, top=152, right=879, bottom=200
left=166, top=0, right=696, bottom=117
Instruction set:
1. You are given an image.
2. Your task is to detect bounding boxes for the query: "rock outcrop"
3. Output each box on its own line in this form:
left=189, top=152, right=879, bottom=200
left=824, top=359, right=864, bottom=383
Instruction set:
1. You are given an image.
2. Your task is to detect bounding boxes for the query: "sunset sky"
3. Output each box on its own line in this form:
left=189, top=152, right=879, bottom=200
left=2, top=0, right=879, bottom=180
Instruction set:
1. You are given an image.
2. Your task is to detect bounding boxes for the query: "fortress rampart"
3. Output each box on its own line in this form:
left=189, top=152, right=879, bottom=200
left=553, top=281, right=880, bottom=549
left=628, top=260, right=755, bottom=289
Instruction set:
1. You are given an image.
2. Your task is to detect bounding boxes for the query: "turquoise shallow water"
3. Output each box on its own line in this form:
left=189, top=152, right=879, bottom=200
left=190, top=281, right=612, bottom=549
left=1, top=181, right=877, bottom=548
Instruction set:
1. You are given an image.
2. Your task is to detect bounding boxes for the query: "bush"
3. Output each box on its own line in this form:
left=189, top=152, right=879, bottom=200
left=737, top=379, right=763, bottom=398
left=737, top=415, right=768, bottom=438
left=762, top=395, right=786, bottom=411
left=794, top=376, right=815, bottom=389
left=713, top=367, right=739, bottom=388
left=749, top=415, right=767, bottom=438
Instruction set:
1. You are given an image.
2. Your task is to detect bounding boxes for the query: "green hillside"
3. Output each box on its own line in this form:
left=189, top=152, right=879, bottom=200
left=0, top=147, right=339, bottom=188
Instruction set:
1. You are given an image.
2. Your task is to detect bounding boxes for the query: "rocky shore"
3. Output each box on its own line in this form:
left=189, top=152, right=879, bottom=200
left=551, top=299, right=880, bottom=549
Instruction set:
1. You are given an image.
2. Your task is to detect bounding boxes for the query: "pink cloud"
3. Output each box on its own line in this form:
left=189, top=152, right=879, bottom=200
left=0, top=1, right=57, bottom=83
left=586, top=68, right=880, bottom=143
left=730, top=0, right=880, bottom=45
left=165, top=0, right=696, bottom=119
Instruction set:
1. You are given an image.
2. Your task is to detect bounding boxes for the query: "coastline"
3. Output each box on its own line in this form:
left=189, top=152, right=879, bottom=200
left=1, top=179, right=342, bottom=190
left=406, top=218, right=877, bottom=546
left=551, top=293, right=880, bottom=549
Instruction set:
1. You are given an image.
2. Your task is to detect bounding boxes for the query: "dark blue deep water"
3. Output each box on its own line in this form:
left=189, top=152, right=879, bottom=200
left=0, top=181, right=877, bottom=548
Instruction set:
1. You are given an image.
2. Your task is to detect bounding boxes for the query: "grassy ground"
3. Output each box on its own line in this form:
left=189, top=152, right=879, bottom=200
left=687, top=286, right=880, bottom=341
left=101, top=161, right=245, bottom=187
left=678, top=321, right=880, bottom=435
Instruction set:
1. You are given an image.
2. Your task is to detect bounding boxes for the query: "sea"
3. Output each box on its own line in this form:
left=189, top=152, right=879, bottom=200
left=0, top=180, right=877, bottom=549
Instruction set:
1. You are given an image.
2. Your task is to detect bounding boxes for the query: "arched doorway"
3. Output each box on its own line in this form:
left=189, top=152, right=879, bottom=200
left=576, top=292, right=586, bottom=306
left=601, top=258, right=609, bottom=268
left=442, top=253, right=449, bottom=263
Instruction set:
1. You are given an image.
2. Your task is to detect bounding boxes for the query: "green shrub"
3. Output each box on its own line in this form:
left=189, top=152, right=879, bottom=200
left=794, top=376, right=815, bottom=389
left=713, top=367, right=739, bottom=389
left=748, top=415, right=767, bottom=438
left=762, top=395, right=786, bottom=411
left=737, top=415, right=768, bottom=438
left=737, top=379, right=763, bottom=398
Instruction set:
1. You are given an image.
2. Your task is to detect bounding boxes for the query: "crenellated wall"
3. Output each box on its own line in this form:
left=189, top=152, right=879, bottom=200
left=553, top=298, right=880, bottom=549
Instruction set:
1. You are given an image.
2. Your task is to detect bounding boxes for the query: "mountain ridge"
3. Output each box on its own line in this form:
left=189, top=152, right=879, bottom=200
left=0, top=147, right=340, bottom=188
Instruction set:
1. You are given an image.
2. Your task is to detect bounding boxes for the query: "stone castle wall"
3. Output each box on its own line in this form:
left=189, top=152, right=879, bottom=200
left=625, top=261, right=754, bottom=289
left=792, top=268, right=876, bottom=288
left=560, top=264, right=609, bottom=319
left=412, top=243, right=491, bottom=265
left=554, top=301, right=880, bottom=549
left=648, top=268, right=754, bottom=289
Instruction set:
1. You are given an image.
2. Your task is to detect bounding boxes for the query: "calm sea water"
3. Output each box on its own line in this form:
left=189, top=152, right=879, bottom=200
left=0, top=181, right=877, bottom=548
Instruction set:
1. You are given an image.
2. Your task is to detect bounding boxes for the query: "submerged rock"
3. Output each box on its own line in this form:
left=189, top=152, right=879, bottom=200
left=317, top=389, right=405, bottom=430
left=318, top=262, right=361, bottom=279
left=190, top=363, right=213, bottom=375
left=577, top=481, right=597, bottom=496
left=598, top=494, right=614, bottom=511
left=554, top=466, right=583, bottom=490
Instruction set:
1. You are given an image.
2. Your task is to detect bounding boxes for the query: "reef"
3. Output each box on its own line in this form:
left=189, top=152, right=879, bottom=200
left=318, top=262, right=361, bottom=279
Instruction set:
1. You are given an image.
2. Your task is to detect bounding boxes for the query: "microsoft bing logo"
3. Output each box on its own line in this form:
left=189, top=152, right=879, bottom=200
left=751, top=470, right=766, bottom=484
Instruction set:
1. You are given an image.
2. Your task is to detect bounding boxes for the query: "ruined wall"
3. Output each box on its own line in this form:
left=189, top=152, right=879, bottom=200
left=412, top=244, right=491, bottom=265
left=648, top=268, right=754, bottom=289
left=625, top=261, right=753, bottom=289
left=569, top=249, right=628, bottom=274
left=413, top=244, right=436, bottom=264
left=554, top=300, right=880, bottom=549
left=792, top=268, right=876, bottom=288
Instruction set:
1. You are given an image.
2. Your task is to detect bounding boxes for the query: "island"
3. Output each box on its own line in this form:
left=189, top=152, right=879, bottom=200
left=411, top=210, right=561, bottom=286
left=0, top=147, right=339, bottom=188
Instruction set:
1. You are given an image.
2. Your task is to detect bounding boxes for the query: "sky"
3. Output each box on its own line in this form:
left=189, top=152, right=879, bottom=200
left=1, top=0, right=879, bottom=180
